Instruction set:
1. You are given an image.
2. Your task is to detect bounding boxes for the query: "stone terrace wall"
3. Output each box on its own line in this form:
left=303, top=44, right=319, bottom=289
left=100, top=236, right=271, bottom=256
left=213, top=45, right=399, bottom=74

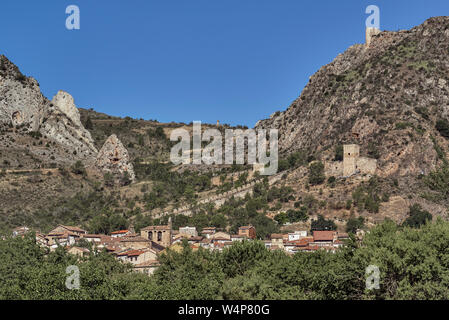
left=153, top=171, right=284, bottom=219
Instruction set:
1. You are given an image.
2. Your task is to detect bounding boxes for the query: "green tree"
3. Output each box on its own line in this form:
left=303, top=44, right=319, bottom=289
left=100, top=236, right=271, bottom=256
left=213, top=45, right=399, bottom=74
left=84, top=116, right=93, bottom=130
left=334, top=145, right=343, bottom=161
left=346, top=216, right=365, bottom=233
left=436, top=119, right=449, bottom=138
left=308, top=162, right=325, bottom=185
left=402, top=204, right=432, bottom=228
left=311, top=215, right=337, bottom=232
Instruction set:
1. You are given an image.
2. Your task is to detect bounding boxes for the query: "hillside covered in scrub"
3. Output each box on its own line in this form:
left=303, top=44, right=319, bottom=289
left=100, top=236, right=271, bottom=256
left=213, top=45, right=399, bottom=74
left=1, top=17, right=449, bottom=239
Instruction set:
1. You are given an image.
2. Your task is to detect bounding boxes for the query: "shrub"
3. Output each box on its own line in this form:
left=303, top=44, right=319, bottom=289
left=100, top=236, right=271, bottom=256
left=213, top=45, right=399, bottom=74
left=403, top=204, right=432, bottom=228
left=436, top=119, right=449, bottom=138
left=311, top=215, right=336, bottom=232
left=334, top=145, right=343, bottom=161
left=308, top=162, right=325, bottom=185
left=346, top=216, right=365, bottom=233
left=71, top=160, right=86, bottom=175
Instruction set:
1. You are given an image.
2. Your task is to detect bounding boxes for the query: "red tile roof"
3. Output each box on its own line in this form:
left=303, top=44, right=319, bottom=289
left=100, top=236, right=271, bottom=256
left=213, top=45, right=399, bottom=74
left=111, top=230, right=129, bottom=235
left=313, top=231, right=335, bottom=242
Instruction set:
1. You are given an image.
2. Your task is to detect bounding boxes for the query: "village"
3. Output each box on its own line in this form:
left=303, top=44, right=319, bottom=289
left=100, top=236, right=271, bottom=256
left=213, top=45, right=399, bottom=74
left=10, top=222, right=352, bottom=276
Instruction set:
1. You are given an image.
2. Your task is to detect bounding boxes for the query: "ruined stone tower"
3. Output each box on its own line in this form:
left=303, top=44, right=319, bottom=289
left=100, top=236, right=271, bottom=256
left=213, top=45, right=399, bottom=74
left=366, top=27, right=381, bottom=47
left=343, top=144, right=360, bottom=176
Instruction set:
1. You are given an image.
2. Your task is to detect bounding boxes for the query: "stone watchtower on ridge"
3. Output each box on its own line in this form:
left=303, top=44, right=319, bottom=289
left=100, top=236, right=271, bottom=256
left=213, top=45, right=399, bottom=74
left=343, top=144, right=360, bottom=176
left=324, top=144, right=377, bottom=178
left=366, top=27, right=381, bottom=47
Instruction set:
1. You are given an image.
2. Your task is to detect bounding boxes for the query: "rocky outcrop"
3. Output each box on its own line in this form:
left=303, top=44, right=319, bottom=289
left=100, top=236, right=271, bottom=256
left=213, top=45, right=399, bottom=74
left=256, top=17, right=449, bottom=178
left=0, top=57, right=46, bottom=131
left=0, top=55, right=97, bottom=163
left=95, top=134, right=135, bottom=182
left=48, top=90, right=97, bottom=158
left=51, top=90, right=82, bottom=127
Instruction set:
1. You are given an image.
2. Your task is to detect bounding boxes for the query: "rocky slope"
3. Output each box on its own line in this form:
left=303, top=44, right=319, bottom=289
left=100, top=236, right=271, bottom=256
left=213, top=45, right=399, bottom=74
left=256, top=17, right=449, bottom=179
left=2, top=17, right=449, bottom=233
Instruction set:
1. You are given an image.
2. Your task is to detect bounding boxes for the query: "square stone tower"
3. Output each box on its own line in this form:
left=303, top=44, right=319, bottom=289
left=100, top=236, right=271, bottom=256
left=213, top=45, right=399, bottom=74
left=343, top=144, right=360, bottom=176
left=366, top=27, right=381, bottom=47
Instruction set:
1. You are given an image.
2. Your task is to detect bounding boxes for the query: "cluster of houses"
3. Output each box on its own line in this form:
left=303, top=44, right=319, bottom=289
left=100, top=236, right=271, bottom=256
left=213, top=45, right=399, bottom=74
left=267, top=230, right=349, bottom=254
left=11, top=223, right=349, bottom=276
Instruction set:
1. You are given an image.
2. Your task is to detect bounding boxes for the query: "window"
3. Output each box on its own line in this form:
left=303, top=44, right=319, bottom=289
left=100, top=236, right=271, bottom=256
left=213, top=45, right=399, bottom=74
left=158, top=231, right=162, bottom=242
left=148, top=231, right=152, bottom=240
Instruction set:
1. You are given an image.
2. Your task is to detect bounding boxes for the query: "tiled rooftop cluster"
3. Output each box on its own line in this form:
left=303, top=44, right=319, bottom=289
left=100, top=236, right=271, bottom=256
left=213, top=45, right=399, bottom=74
left=11, top=223, right=351, bottom=275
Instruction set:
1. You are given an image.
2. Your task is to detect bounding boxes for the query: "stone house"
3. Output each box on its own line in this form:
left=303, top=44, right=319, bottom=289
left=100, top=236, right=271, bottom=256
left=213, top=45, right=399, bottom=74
left=68, top=246, right=90, bottom=257
left=179, top=226, right=198, bottom=237
left=46, top=231, right=81, bottom=250
left=81, top=234, right=103, bottom=243
left=201, top=227, right=216, bottom=238
left=238, top=225, right=256, bottom=239
left=210, top=231, right=231, bottom=241
left=48, top=225, right=87, bottom=237
left=119, top=235, right=152, bottom=250
left=312, top=231, right=337, bottom=247
left=288, top=231, right=307, bottom=242
left=270, top=234, right=285, bottom=250
left=230, top=234, right=247, bottom=242
left=116, top=248, right=158, bottom=266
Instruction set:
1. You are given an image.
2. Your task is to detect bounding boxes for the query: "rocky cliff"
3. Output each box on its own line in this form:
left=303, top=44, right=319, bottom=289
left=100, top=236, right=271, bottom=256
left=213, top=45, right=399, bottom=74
left=0, top=55, right=97, bottom=165
left=256, top=17, right=449, bottom=178
left=95, top=134, right=136, bottom=183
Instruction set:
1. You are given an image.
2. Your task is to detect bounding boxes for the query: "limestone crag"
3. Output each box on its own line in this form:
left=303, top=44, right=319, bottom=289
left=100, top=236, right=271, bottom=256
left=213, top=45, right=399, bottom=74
left=49, top=90, right=97, bottom=158
left=51, top=90, right=83, bottom=128
left=95, top=134, right=136, bottom=182
left=256, top=17, right=449, bottom=178
left=0, top=55, right=97, bottom=163
left=0, top=57, right=45, bottom=131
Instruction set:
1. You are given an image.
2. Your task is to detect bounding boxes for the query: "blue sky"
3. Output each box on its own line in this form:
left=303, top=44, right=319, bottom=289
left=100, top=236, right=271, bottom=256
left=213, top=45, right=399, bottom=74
left=0, top=1, right=447, bottom=126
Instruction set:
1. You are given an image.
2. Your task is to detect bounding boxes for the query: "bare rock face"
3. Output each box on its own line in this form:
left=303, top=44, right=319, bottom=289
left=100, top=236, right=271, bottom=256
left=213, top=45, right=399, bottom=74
left=95, top=134, right=135, bottom=183
left=0, top=55, right=97, bottom=164
left=0, top=57, right=45, bottom=131
left=48, top=90, right=97, bottom=158
left=51, top=90, right=82, bottom=127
